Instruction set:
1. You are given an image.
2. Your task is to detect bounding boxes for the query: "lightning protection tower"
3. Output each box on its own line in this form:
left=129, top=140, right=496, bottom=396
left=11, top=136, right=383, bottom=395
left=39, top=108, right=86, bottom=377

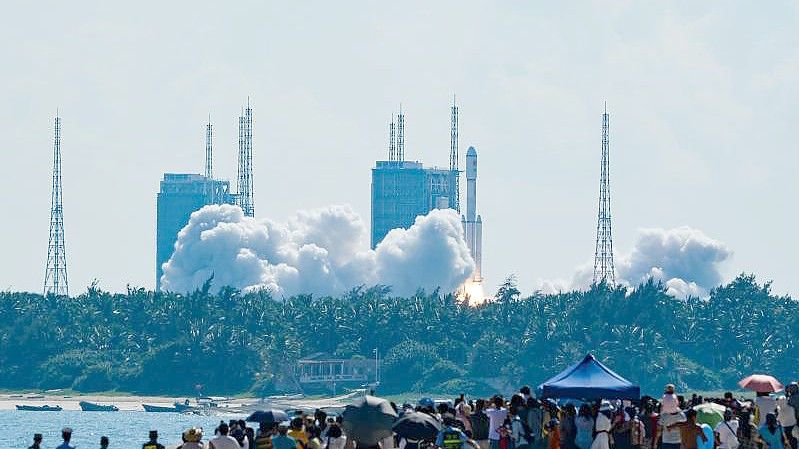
left=205, top=117, right=213, bottom=179
left=44, top=113, right=69, bottom=296
left=450, top=96, right=460, bottom=212
left=388, top=115, right=396, bottom=161
left=237, top=99, right=254, bottom=217
left=205, top=117, right=216, bottom=204
left=396, top=106, right=405, bottom=162
left=593, top=103, right=616, bottom=285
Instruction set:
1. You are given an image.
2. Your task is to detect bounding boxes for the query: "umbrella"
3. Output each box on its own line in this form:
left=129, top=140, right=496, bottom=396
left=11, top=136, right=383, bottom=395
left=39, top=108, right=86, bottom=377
left=738, top=374, right=784, bottom=393
left=392, top=411, right=442, bottom=441
left=341, top=395, right=398, bottom=446
left=694, top=403, right=726, bottom=428
left=246, top=409, right=289, bottom=425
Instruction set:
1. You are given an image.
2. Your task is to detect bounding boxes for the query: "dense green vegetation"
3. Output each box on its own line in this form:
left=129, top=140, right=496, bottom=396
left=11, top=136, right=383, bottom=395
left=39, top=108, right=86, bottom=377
left=0, top=274, right=796, bottom=397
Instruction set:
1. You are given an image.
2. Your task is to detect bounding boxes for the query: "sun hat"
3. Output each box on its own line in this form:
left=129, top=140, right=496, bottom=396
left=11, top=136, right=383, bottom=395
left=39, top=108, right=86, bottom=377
left=183, top=427, right=203, bottom=443
left=599, top=400, right=615, bottom=412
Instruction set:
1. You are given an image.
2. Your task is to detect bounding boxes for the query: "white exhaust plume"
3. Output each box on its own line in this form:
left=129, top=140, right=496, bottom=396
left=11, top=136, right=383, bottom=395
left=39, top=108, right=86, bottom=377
left=538, top=226, right=732, bottom=299
left=160, top=204, right=475, bottom=297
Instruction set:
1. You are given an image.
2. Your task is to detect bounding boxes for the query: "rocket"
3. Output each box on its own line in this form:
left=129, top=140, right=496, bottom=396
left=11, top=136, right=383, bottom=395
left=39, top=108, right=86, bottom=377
left=462, top=146, right=482, bottom=282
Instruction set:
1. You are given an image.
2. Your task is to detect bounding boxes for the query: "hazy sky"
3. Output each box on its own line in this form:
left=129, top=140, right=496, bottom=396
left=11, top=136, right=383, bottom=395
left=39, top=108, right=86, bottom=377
left=2, top=1, right=798, bottom=297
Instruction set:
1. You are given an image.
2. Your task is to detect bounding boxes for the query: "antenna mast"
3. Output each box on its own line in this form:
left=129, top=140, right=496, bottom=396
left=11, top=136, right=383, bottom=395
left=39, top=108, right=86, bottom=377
left=237, top=99, right=254, bottom=217
left=44, top=113, right=69, bottom=296
left=593, top=102, right=616, bottom=285
left=205, top=117, right=213, bottom=179
left=388, top=116, right=396, bottom=161
left=450, top=96, right=460, bottom=212
left=396, top=106, right=405, bottom=162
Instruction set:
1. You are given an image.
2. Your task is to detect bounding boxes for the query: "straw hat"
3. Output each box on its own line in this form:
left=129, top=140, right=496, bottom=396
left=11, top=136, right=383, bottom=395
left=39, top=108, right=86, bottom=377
left=599, top=400, right=615, bottom=412
left=183, top=427, right=203, bottom=443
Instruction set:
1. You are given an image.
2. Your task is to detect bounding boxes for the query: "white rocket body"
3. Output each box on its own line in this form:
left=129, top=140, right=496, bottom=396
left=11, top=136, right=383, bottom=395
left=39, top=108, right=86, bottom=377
left=463, top=146, right=482, bottom=282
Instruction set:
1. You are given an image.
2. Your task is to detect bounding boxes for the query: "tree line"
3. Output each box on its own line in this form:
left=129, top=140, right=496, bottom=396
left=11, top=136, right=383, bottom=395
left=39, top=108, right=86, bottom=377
left=0, top=273, right=796, bottom=397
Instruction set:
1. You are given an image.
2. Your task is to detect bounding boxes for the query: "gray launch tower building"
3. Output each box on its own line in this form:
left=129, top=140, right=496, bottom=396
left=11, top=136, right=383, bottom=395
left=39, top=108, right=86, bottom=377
left=156, top=102, right=251, bottom=290
left=370, top=101, right=484, bottom=287
left=370, top=106, right=459, bottom=248
left=462, top=146, right=482, bottom=282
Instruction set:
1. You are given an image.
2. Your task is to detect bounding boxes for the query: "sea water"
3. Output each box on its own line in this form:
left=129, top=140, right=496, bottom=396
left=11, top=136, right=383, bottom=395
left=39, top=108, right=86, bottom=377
left=0, top=410, right=232, bottom=448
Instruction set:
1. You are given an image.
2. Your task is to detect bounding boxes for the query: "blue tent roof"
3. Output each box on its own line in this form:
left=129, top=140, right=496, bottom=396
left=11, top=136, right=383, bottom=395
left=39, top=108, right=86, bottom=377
left=538, top=353, right=640, bottom=400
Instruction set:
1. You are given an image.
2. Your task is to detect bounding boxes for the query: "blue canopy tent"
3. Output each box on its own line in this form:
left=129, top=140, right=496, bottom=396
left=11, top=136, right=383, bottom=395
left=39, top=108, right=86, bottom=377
left=538, top=353, right=640, bottom=400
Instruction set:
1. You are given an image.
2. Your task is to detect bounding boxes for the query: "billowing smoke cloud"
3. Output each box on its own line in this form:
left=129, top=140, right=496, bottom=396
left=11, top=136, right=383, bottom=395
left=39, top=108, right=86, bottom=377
left=617, top=226, right=732, bottom=297
left=538, top=226, right=732, bottom=298
left=160, top=204, right=475, bottom=297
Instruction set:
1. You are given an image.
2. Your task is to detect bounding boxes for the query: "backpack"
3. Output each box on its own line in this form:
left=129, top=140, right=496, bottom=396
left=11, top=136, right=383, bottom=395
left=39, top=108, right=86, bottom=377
left=442, top=429, right=464, bottom=449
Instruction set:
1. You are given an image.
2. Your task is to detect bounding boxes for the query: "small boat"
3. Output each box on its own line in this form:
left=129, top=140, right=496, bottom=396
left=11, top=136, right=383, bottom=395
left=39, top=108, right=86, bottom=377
left=142, top=403, right=179, bottom=413
left=16, top=404, right=62, bottom=411
left=79, top=401, right=119, bottom=412
left=174, top=401, right=201, bottom=412
left=196, top=396, right=223, bottom=407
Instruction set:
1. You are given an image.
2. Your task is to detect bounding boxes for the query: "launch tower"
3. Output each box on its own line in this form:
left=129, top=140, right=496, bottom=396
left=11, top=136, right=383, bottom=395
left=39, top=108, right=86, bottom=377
left=237, top=100, right=254, bottom=217
left=593, top=103, right=616, bottom=284
left=44, top=113, right=69, bottom=296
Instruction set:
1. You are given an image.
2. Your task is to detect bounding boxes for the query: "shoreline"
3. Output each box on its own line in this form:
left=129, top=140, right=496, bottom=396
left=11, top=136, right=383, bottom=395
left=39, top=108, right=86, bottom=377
left=0, top=391, right=358, bottom=413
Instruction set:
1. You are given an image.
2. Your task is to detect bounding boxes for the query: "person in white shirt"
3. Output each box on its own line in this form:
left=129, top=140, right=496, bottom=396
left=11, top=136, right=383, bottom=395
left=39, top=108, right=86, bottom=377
left=713, top=409, right=740, bottom=449
left=591, top=404, right=613, bottom=449
left=756, top=393, right=778, bottom=425
left=484, top=396, right=509, bottom=449
left=209, top=423, right=242, bottom=449
left=778, top=395, right=797, bottom=449
left=656, top=386, right=687, bottom=449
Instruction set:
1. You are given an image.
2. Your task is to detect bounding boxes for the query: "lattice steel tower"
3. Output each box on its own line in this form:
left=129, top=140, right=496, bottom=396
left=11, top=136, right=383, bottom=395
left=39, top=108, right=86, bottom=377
left=205, top=116, right=216, bottom=204
left=396, top=106, right=405, bottom=162
left=388, top=115, right=396, bottom=161
left=205, top=117, right=213, bottom=179
left=237, top=100, right=254, bottom=217
left=593, top=103, right=616, bottom=285
left=44, top=114, right=69, bottom=296
left=450, top=96, right=460, bottom=212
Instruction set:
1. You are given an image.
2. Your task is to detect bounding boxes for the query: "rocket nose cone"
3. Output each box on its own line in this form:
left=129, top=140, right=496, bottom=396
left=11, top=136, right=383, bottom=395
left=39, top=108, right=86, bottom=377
left=466, top=146, right=477, bottom=157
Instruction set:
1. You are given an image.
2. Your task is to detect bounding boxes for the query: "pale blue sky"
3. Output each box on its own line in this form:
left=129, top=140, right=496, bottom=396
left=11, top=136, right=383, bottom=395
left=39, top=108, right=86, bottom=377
left=1, top=1, right=797, bottom=296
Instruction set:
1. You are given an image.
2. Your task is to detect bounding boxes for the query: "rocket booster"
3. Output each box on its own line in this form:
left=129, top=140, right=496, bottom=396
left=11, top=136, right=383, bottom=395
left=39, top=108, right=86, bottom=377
left=463, top=146, right=482, bottom=282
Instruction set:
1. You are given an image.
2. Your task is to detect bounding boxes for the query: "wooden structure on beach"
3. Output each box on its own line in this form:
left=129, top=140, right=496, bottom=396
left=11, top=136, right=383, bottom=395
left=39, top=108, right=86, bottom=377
left=296, top=353, right=375, bottom=393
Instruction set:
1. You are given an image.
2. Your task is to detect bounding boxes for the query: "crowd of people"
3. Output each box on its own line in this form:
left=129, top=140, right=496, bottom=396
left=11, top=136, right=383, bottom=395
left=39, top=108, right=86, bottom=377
left=24, top=413, right=347, bottom=449
left=23, top=382, right=799, bottom=449
left=417, top=383, right=799, bottom=449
